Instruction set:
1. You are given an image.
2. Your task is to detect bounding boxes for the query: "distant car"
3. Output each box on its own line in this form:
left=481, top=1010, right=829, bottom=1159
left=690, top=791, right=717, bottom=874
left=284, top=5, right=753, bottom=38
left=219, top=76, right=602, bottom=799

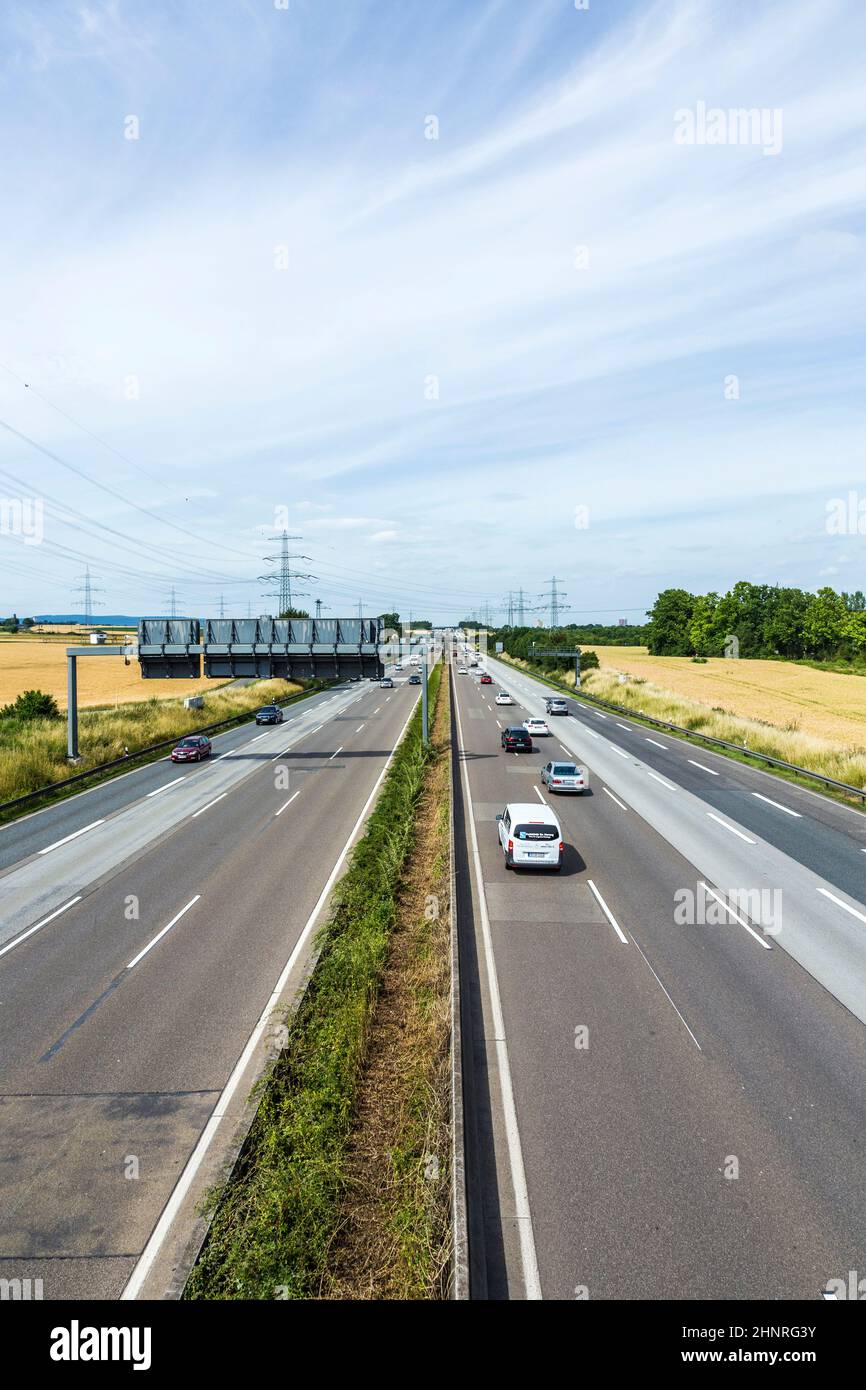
left=501, top=726, right=532, bottom=752
left=469, top=661, right=478, bottom=668
left=171, top=734, right=212, bottom=762
left=457, top=666, right=468, bottom=675
left=408, top=673, right=421, bottom=685
left=546, top=697, right=569, bottom=716
left=480, top=673, right=492, bottom=684
left=495, top=691, right=514, bottom=705
left=255, top=705, right=284, bottom=724
left=380, top=676, right=394, bottom=688
left=395, top=663, right=404, bottom=671
left=540, top=761, right=588, bottom=794
left=523, top=717, right=550, bottom=737
left=496, top=802, right=563, bottom=872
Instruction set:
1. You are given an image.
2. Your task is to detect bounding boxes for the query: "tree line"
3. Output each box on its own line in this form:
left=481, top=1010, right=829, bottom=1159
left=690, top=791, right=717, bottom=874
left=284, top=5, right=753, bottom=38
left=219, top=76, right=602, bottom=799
left=646, top=583, right=866, bottom=660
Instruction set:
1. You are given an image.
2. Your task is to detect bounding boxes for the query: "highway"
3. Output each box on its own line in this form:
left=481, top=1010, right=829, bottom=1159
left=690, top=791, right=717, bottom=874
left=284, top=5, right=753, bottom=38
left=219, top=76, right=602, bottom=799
left=0, top=673, right=420, bottom=1299
left=453, top=655, right=866, bottom=1299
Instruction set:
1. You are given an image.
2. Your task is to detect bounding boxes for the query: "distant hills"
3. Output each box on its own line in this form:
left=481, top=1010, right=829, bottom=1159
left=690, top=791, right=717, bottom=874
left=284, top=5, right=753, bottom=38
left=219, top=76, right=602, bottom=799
left=32, top=614, right=144, bottom=625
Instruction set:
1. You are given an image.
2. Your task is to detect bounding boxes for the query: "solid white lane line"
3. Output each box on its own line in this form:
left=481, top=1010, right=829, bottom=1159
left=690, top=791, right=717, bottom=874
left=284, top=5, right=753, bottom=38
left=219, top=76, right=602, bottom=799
left=647, top=770, right=676, bottom=790
left=611, top=746, right=629, bottom=758
left=0, top=895, right=83, bottom=961
left=645, top=738, right=668, bottom=750
left=37, top=819, right=105, bottom=855
left=752, top=792, right=801, bottom=818
left=688, top=759, right=719, bottom=776
left=533, top=785, right=546, bottom=803
left=146, top=776, right=185, bottom=798
left=192, top=793, right=228, bottom=818
left=602, top=787, right=627, bottom=811
left=122, top=693, right=419, bottom=1302
left=630, top=936, right=702, bottom=1051
left=706, top=812, right=756, bottom=844
left=453, top=680, right=542, bottom=1299
left=817, top=888, right=866, bottom=925
left=329, top=746, right=343, bottom=761
left=127, top=895, right=201, bottom=969
left=587, top=879, right=628, bottom=945
left=275, top=790, right=301, bottom=816
left=699, top=881, right=772, bottom=951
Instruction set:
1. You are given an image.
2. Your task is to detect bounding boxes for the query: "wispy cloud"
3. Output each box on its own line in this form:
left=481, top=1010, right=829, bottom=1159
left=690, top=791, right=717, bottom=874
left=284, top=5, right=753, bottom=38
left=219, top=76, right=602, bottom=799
left=0, top=0, right=865, bottom=618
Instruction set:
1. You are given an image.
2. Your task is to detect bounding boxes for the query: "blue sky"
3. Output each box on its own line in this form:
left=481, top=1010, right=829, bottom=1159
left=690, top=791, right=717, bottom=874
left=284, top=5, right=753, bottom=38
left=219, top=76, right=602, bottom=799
left=0, top=0, right=865, bottom=623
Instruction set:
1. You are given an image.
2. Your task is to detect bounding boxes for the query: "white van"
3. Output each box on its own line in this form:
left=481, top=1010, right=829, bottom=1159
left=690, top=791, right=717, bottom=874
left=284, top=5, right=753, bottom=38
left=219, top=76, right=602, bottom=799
left=496, top=802, right=564, bottom=872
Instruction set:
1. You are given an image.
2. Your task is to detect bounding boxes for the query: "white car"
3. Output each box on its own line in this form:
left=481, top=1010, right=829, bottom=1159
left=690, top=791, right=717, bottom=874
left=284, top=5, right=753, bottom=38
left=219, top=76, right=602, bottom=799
left=495, top=691, right=514, bottom=706
left=457, top=666, right=468, bottom=674
left=496, top=802, right=563, bottom=872
left=540, top=761, right=588, bottom=794
left=523, top=717, right=550, bottom=737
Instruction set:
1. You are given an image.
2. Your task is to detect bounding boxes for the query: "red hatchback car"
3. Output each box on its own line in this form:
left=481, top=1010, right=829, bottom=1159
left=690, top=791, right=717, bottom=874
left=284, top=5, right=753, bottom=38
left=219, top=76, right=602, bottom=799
left=480, top=673, right=493, bottom=684
left=171, top=735, right=212, bottom=763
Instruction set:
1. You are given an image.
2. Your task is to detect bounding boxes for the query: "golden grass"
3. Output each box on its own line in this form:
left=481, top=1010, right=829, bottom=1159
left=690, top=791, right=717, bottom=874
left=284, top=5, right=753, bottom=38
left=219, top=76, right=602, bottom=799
left=501, top=651, right=866, bottom=788
left=0, top=678, right=302, bottom=806
left=0, top=639, right=221, bottom=708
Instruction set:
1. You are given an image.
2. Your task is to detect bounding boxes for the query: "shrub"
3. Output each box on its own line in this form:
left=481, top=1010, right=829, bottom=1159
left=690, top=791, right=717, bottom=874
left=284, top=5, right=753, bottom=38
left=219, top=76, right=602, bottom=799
left=0, top=689, right=61, bottom=722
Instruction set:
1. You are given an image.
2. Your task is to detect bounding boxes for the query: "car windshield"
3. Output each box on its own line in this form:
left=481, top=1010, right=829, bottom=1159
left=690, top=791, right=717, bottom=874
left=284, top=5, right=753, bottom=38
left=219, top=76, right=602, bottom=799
left=514, top=824, right=557, bottom=841
left=552, top=764, right=577, bottom=776
left=178, top=738, right=199, bottom=747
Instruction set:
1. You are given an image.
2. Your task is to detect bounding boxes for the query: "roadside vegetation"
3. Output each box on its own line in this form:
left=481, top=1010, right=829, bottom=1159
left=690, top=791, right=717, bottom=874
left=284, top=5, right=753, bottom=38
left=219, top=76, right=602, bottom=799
left=186, top=661, right=452, bottom=1300
left=0, top=678, right=303, bottom=809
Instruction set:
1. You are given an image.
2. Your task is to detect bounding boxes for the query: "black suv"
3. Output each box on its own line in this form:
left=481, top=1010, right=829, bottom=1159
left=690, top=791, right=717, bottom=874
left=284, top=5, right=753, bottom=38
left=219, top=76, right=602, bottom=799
left=255, top=705, right=284, bottom=725
left=501, top=726, right=532, bottom=752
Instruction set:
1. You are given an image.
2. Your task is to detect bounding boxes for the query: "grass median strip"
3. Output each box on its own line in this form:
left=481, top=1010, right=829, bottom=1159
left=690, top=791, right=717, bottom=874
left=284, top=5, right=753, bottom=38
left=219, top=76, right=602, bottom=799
left=186, top=662, right=452, bottom=1300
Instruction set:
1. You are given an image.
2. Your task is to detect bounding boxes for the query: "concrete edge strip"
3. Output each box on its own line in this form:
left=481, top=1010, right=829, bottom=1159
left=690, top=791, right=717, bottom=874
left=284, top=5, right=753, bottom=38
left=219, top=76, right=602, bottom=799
left=120, top=689, right=422, bottom=1301
left=448, top=667, right=471, bottom=1301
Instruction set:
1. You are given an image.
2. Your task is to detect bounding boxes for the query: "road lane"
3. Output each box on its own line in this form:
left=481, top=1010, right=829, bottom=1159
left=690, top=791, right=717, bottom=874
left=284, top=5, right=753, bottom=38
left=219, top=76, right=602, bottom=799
left=453, top=664, right=866, bottom=1299
left=0, top=675, right=419, bottom=1299
left=486, top=656, right=866, bottom=901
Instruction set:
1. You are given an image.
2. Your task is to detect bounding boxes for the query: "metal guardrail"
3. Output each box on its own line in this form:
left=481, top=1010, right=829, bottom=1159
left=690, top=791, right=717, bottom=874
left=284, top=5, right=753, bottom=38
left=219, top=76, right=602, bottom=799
left=501, top=659, right=866, bottom=804
left=0, top=685, right=323, bottom=818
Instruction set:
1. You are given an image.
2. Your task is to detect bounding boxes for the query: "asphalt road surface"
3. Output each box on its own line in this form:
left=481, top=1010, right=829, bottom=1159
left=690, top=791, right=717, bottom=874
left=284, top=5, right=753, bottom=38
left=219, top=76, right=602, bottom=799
left=0, top=674, right=419, bottom=1299
left=453, top=657, right=866, bottom=1300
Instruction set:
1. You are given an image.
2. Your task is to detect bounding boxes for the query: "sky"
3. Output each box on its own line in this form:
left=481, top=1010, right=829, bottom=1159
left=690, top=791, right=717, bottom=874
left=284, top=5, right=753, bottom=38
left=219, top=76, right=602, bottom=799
left=0, top=0, right=865, bottom=625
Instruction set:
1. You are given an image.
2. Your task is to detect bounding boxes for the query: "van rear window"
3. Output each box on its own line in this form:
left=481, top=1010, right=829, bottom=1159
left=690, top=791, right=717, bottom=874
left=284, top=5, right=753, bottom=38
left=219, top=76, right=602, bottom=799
left=515, top=824, right=557, bottom=841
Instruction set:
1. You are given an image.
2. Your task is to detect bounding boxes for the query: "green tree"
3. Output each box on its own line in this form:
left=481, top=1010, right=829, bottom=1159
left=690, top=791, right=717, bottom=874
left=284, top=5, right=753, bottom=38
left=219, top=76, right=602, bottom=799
left=803, top=588, right=847, bottom=658
left=646, top=589, right=694, bottom=655
left=687, top=593, right=720, bottom=656
left=763, top=587, right=809, bottom=658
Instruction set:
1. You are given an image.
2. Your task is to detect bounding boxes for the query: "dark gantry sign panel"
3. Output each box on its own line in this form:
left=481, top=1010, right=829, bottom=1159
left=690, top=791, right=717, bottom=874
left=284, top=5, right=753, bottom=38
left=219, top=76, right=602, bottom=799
left=138, top=617, right=383, bottom=680
left=137, top=618, right=202, bottom=678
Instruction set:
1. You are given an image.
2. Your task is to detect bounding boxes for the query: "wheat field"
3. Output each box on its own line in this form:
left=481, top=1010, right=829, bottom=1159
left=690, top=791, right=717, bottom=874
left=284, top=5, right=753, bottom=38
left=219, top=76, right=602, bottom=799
left=0, top=639, right=219, bottom=709
left=584, top=646, right=866, bottom=748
